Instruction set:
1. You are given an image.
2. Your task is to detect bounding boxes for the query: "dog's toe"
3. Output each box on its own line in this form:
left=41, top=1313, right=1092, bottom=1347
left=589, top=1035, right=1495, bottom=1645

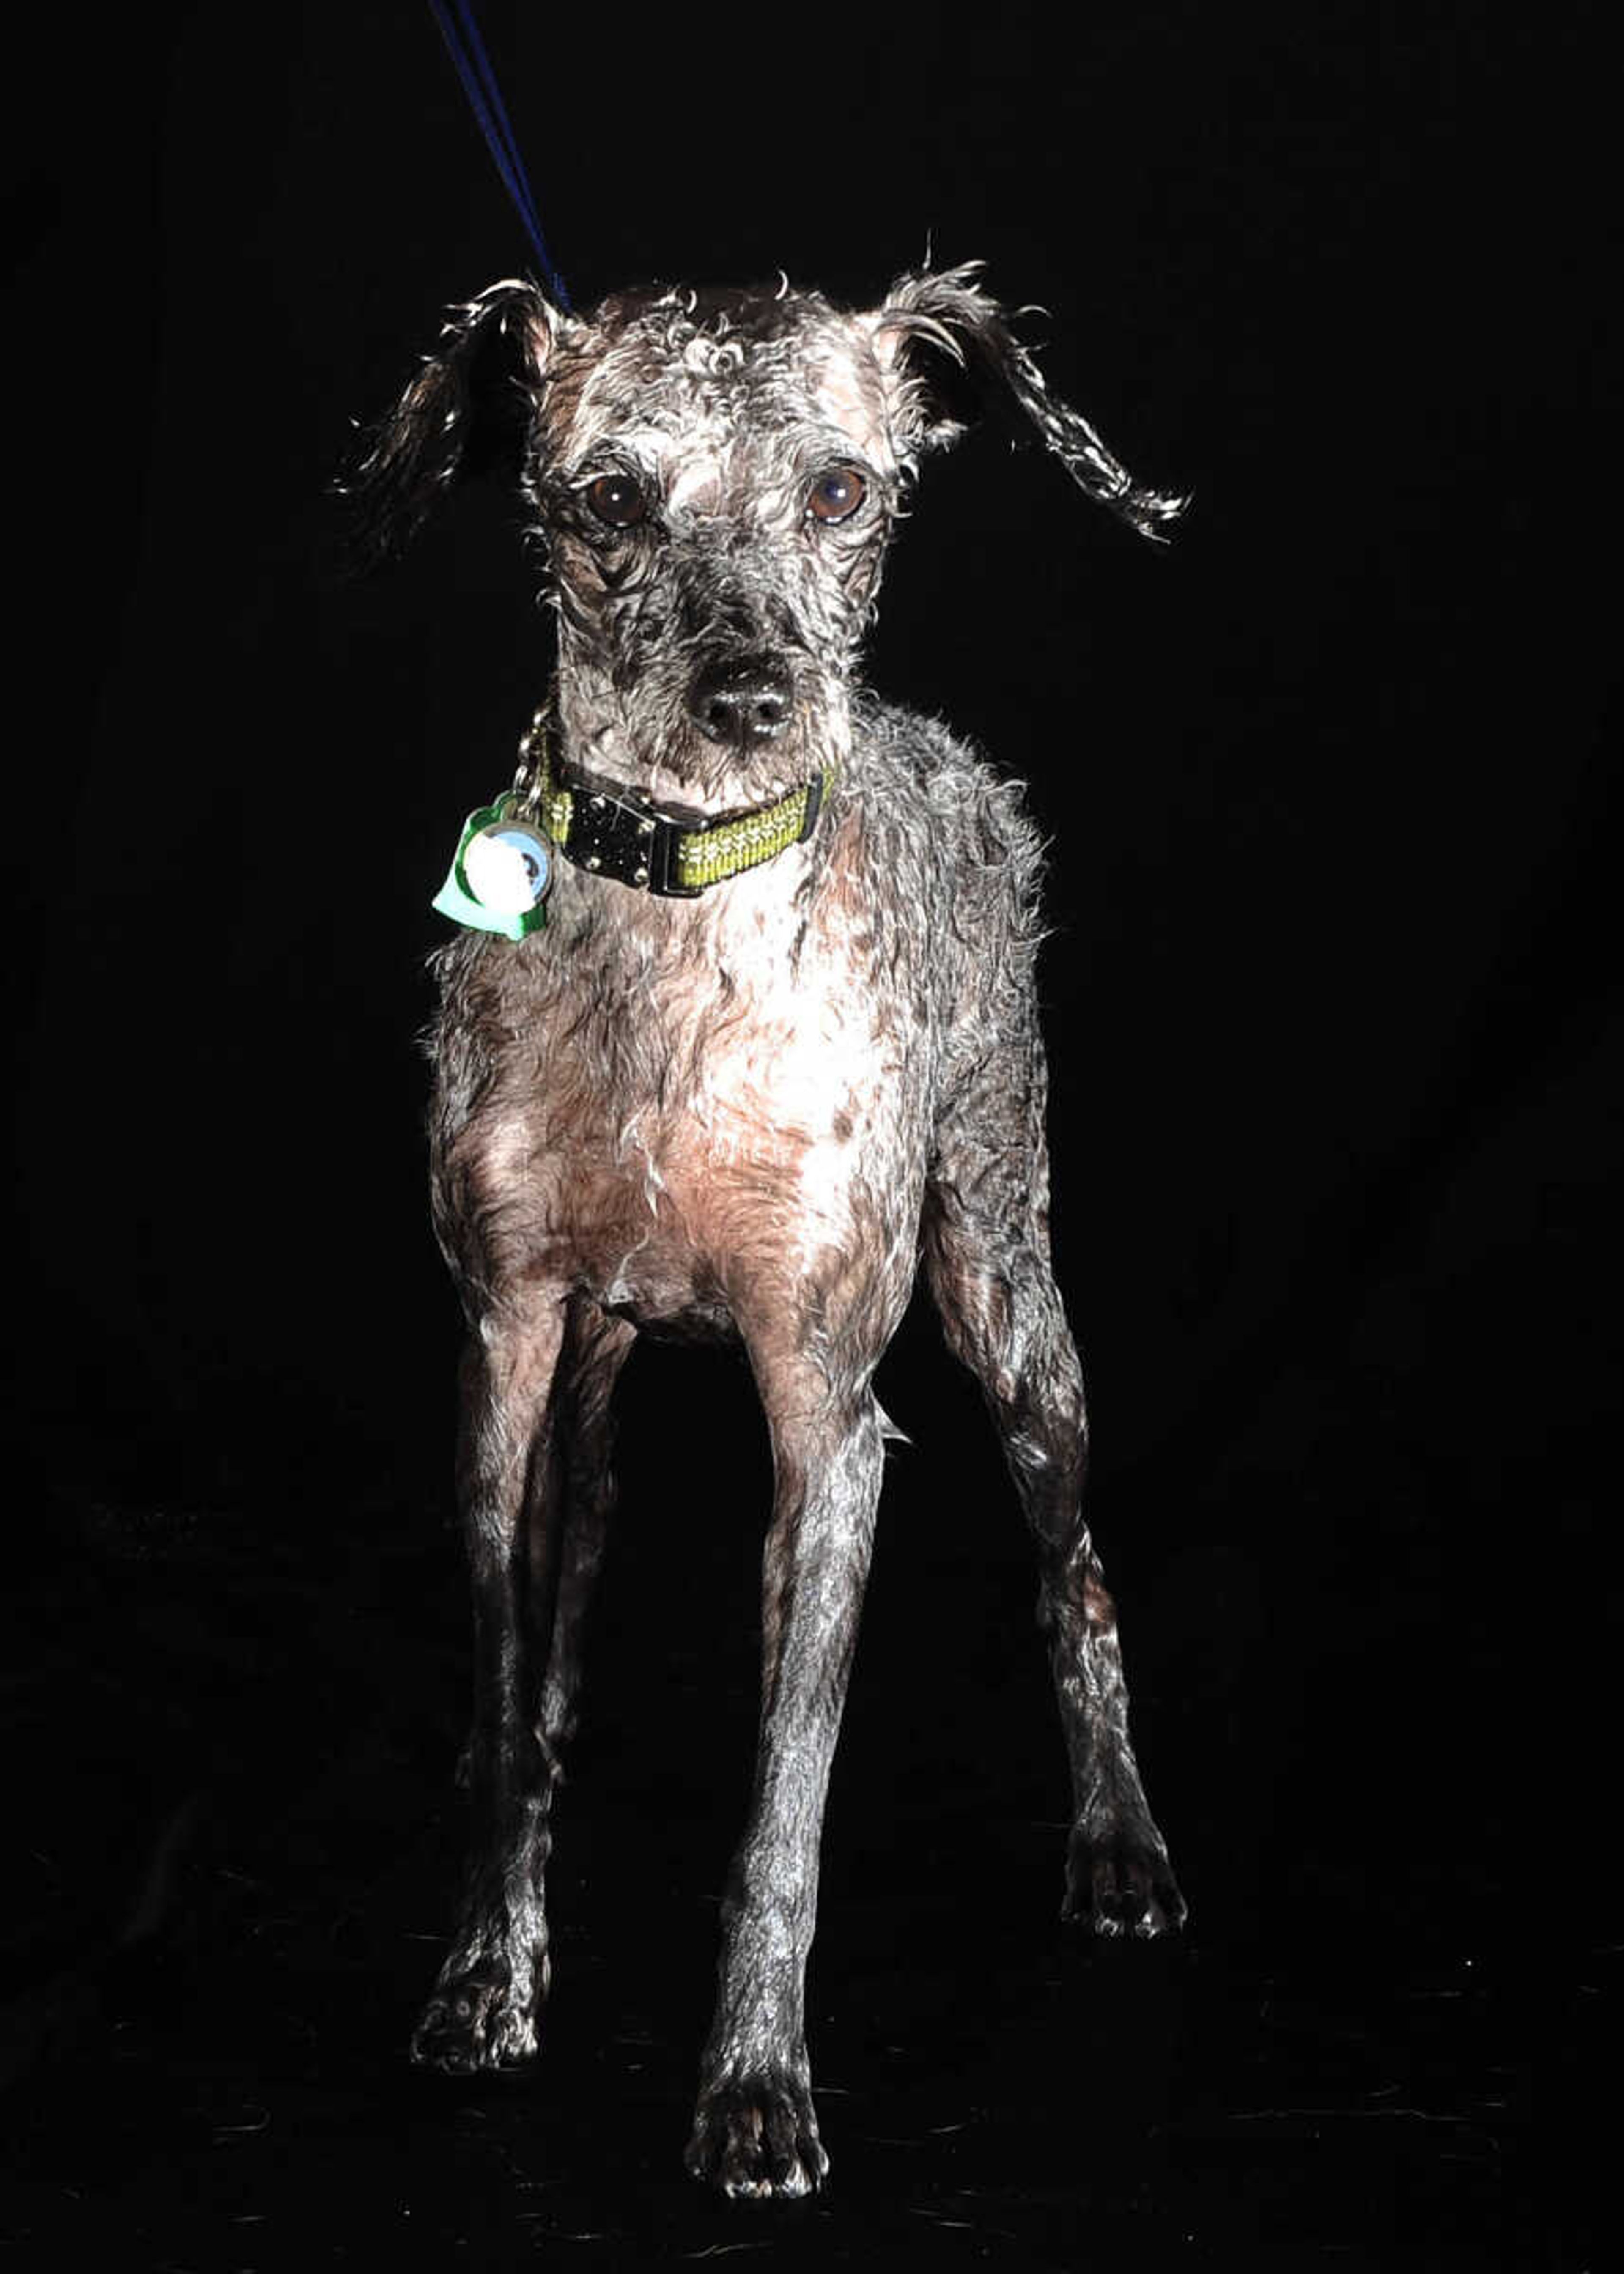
left=686, top=2068, right=828, bottom=2200
left=1064, top=1817, right=1187, bottom=1939
left=411, top=1956, right=539, bottom=2073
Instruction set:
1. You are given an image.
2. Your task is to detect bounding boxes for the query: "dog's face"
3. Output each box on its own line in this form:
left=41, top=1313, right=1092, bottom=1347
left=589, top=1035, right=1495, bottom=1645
left=524, top=283, right=912, bottom=798
left=347, top=263, right=1182, bottom=798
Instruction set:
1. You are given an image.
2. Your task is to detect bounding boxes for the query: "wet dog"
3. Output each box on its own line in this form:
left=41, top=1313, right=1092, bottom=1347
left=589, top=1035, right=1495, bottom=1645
left=349, top=263, right=1185, bottom=2196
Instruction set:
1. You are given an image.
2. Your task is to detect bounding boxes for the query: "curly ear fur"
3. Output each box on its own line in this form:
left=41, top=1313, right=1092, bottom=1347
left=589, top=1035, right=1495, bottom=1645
left=868, top=261, right=1185, bottom=543
left=338, top=278, right=561, bottom=564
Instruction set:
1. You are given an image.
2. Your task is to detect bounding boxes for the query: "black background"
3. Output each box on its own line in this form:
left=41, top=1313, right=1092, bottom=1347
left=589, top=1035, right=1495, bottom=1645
left=3, top=4, right=1616, bottom=2266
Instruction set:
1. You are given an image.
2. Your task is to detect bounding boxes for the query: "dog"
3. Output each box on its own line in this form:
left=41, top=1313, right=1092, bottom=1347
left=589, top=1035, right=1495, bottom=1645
left=348, top=262, right=1186, bottom=2198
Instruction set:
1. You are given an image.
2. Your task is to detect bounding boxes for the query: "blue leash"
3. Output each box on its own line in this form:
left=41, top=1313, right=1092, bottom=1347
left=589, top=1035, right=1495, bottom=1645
left=428, top=0, right=572, bottom=309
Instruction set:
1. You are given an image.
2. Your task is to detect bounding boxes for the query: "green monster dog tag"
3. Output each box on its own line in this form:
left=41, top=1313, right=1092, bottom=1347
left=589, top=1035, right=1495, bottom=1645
left=432, top=801, right=554, bottom=940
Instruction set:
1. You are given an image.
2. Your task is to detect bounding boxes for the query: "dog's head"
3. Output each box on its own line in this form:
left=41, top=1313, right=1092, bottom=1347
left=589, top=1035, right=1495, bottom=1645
left=346, top=264, right=1181, bottom=797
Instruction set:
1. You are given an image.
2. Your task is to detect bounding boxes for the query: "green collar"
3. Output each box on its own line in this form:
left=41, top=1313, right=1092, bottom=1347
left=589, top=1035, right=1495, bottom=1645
left=519, top=711, right=831, bottom=899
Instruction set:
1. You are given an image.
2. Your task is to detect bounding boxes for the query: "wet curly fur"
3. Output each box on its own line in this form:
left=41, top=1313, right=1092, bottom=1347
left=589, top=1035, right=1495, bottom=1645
left=346, top=261, right=1185, bottom=2199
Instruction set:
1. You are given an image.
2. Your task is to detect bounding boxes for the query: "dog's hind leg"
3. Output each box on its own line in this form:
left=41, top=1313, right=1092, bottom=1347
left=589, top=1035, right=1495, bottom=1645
left=685, top=1342, right=885, bottom=2197
left=412, top=1294, right=571, bottom=2072
left=923, top=1045, right=1185, bottom=1938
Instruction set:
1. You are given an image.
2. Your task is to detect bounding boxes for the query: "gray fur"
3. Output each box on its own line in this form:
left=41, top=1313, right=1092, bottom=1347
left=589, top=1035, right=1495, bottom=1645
left=349, top=263, right=1185, bottom=2199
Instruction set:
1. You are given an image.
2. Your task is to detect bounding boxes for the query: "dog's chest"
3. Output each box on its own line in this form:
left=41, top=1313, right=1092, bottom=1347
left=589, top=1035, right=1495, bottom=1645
left=442, top=848, right=933, bottom=1320
left=603, top=881, right=913, bottom=1203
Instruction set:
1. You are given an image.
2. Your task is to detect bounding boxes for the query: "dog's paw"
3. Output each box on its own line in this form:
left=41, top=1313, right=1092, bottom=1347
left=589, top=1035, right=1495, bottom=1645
left=1064, top=1813, right=1187, bottom=1939
left=685, top=2067, right=828, bottom=2200
left=410, top=1952, right=541, bottom=2074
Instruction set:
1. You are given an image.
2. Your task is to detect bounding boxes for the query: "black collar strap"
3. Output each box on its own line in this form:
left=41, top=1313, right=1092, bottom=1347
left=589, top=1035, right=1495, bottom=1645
left=518, top=716, right=830, bottom=899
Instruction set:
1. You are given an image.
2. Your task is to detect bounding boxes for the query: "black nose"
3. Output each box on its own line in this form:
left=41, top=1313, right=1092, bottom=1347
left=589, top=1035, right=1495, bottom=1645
left=687, top=653, right=793, bottom=750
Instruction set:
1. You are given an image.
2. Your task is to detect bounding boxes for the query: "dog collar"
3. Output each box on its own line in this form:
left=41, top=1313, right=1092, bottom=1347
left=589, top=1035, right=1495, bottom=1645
left=516, top=711, right=830, bottom=900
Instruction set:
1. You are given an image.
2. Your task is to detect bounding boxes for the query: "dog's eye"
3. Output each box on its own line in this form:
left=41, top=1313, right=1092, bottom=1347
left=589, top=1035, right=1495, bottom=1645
left=807, top=467, right=867, bottom=525
left=585, top=473, right=647, bottom=528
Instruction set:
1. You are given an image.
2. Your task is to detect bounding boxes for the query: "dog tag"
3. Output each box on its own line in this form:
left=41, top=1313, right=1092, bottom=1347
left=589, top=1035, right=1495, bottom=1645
left=464, top=816, right=553, bottom=912
left=432, top=803, right=552, bottom=940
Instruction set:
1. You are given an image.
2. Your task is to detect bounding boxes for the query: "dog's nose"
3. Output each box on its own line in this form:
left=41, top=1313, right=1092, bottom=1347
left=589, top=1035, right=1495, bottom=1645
left=687, top=654, right=792, bottom=749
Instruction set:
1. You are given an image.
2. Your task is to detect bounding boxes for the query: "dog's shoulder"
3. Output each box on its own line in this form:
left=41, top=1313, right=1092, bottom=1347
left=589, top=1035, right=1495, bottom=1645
left=842, top=694, right=1048, bottom=949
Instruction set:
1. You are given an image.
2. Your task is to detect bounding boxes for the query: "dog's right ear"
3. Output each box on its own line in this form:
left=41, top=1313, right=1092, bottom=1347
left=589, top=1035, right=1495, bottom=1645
left=338, top=279, right=563, bottom=565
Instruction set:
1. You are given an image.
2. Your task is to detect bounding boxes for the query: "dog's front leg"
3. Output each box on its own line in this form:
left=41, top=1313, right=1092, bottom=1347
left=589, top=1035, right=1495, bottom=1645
left=535, top=1300, right=636, bottom=1759
left=923, top=1051, right=1185, bottom=1939
left=686, top=1366, right=883, bottom=2199
left=413, top=1301, right=567, bottom=2072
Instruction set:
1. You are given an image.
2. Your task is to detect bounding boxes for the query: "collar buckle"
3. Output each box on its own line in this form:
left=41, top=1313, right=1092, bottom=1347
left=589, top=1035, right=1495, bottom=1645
left=645, top=812, right=704, bottom=897
left=564, top=784, right=672, bottom=891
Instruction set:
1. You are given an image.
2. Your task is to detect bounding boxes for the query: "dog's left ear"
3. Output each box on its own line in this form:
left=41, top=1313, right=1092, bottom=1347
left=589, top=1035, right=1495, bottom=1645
left=339, top=278, right=566, bottom=565
left=864, top=261, right=1185, bottom=543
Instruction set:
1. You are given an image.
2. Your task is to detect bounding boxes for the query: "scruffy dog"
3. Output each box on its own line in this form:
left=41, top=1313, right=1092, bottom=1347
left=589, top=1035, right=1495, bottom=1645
left=350, top=263, right=1185, bottom=2199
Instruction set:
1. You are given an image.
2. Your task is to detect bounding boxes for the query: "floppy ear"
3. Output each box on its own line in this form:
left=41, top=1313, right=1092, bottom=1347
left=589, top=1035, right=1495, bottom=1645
left=339, top=277, right=565, bottom=563
left=865, top=261, right=1185, bottom=543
